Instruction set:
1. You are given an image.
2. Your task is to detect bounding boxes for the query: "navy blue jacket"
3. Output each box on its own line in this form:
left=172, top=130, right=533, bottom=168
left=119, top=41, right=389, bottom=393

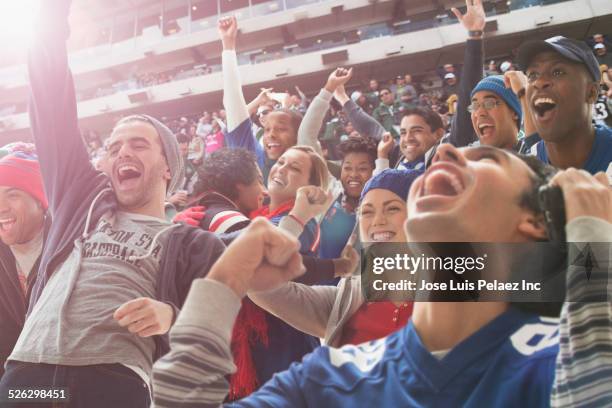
left=0, top=218, right=49, bottom=377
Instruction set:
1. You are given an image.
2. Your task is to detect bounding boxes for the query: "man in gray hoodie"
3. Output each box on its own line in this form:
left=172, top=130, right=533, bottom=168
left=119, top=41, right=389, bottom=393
left=0, top=1, right=224, bottom=407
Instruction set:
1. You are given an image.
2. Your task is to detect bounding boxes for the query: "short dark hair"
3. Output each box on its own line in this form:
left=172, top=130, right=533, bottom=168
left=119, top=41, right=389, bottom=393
left=176, top=133, right=191, bottom=144
left=337, top=136, right=377, bottom=167
left=273, top=109, right=303, bottom=135
left=514, top=154, right=559, bottom=217
left=193, top=148, right=260, bottom=201
left=512, top=154, right=563, bottom=318
left=402, top=107, right=444, bottom=132
left=380, top=87, right=392, bottom=95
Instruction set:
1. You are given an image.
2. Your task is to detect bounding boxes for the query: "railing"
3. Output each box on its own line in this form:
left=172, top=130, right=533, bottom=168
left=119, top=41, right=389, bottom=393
left=0, top=0, right=576, bottom=118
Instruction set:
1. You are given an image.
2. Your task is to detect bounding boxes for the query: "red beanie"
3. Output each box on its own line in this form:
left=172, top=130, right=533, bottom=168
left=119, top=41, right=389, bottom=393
left=0, top=153, right=48, bottom=210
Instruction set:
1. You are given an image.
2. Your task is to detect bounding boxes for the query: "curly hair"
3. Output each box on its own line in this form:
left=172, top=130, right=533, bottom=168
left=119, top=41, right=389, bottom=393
left=337, top=136, right=377, bottom=166
left=193, top=148, right=260, bottom=200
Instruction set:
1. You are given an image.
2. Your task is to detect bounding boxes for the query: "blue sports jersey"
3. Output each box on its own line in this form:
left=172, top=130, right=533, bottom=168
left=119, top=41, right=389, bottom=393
left=398, top=156, right=425, bottom=172
left=225, top=118, right=265, bottom=168
left=535, top=125, right=612, bottom=174
left=225, top=118, right=277, bottom=183
left=231, top=308, right=558, bottom=407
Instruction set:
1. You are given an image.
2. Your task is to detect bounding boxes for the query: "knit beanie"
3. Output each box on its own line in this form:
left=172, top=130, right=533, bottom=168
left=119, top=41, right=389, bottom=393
left=115, top=114, right=185, bottom=196
left=0, top=151, right=48, bottom=209
left=470, top=75, right=523, bottom=127
left=360, top=169, right=422, bottom=203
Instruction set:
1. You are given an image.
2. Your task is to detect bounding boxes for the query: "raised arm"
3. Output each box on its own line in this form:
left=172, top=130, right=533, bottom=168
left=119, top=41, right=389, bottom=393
left=550, top=170, right=612, bottom=407
left=218, top=18, right=265, bottom=167
left=504, top=70, right=536, bottom=137
left=29, top=0, right=99, bottom=211
left=247, top=87, right=273, bottom=117
left=448, top=0, right=485, bottom=147
left=219, top=16, right=249, bottom=133
left=335, top=85, right=385, bottom=141
left=298, top=68, right=353, bottom=156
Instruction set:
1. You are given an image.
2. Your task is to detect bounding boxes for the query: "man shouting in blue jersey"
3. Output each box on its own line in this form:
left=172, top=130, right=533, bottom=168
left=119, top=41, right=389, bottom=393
left=150, top=142, right=611, bottom=407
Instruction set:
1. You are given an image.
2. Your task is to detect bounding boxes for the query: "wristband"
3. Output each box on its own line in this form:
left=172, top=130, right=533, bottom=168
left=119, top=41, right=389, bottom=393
left=468, top=30, right=483, bottom=38
left=288, top=213, right=306, bottom=228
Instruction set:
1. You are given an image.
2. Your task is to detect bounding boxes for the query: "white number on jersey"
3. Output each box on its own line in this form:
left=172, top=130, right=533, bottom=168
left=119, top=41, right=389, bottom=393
left=510, top=317, right=559, bottom=356
left=329, top=338, right=387, bottom=372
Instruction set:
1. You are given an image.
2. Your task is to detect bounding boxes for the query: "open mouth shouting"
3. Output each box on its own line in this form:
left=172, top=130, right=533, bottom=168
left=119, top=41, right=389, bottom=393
left=414, top=162, right=469, bottom=211
left=265, top=142, right=284, bottom=158
left=114, top=161, right=143, bottom=190
left=477, top=121, right=495, bottom=140
left=532, top=96, right=557, bottom=123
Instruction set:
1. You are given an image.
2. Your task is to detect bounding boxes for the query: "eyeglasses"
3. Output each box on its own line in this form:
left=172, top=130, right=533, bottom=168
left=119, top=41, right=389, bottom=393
left=467, top=99, right=502, bottom=113
left=258, top=110, right=272, bottom=117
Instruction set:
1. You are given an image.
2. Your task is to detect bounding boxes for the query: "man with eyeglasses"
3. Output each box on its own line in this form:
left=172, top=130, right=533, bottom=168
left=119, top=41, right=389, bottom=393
left=468, top=75, right=539, bottom=152
left=517, top=35, right=612, bottom=174
left=372, top=88, right=410, bottom=140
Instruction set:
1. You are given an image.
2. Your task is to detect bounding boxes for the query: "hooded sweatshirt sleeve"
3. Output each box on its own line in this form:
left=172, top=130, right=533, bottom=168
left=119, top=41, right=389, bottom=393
left=28, top=0, right=99, bottom=212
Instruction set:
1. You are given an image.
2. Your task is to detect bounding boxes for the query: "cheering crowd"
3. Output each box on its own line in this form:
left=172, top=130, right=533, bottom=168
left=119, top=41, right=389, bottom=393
left=0, top=0, right=611, bottom=407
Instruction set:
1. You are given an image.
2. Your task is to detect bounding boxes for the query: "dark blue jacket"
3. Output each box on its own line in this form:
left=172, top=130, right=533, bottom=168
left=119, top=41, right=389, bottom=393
left=0, top=218, right=49, bottom=377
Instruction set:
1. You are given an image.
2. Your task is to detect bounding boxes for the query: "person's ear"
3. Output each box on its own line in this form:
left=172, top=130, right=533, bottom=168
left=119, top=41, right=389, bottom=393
left=435, top=128, right=445, bottom=141
left=586, top=82, right=598, bottom=104
left=163, top=164, right=171, bottom=181
left=517, top=211, right=548, bottom=240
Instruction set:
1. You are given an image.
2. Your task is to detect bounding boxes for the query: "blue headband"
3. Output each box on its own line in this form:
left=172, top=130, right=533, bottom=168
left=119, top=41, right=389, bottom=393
left=360, top=169, right=422, bottom=202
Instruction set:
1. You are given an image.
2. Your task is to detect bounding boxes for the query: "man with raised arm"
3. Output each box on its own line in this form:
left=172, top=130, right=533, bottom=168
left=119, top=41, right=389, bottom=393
left=0, top=2, right=224, bottom=407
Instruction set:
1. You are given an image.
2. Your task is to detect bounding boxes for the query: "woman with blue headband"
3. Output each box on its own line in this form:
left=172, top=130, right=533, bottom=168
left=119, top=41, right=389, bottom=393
left=250, top=169, right=421, bottom=347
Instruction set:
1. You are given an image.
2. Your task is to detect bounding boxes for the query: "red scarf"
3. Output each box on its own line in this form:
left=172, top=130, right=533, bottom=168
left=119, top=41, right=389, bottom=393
left=248, top=199, right=295, bottom=220
left=227, top=200, right=295, bottom=400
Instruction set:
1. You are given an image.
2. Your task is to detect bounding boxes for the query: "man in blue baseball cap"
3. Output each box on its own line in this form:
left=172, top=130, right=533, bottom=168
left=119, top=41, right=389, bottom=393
left=517, top=35, right=612, bottom=174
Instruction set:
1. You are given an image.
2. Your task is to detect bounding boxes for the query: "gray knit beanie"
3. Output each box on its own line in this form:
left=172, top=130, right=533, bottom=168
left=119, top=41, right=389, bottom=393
left=115, top=114, right=185, bottom=197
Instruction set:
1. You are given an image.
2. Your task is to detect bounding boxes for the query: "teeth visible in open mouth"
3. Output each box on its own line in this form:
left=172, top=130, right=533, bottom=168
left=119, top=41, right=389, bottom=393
left=371, top=231, right=395, bottom=241
left=267, top=143, right=281, bottom=149
left=423, top=170, right=464, bottom=196
left=533, top=97, right=557, bottom=117
left=478, top=123, right=494, bottom=136
left=272, top=177, right=285, bottom=186
left=348, top=181, right=360, bottom=188
left=0, top=218, right=16, bottom=232
left=534, top=97, right=556, bottom=107
left=117, top=164, right=141, bottom=182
